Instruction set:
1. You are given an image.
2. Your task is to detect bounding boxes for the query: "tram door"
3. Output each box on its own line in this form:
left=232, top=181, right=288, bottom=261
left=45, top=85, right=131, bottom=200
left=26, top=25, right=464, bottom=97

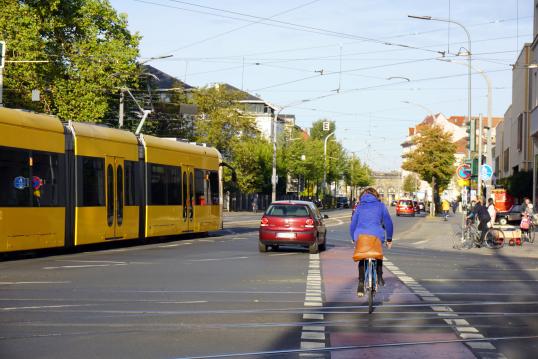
left=182, top=166, right=194, bottom=231
left=105, top=156, right=125, bottom=239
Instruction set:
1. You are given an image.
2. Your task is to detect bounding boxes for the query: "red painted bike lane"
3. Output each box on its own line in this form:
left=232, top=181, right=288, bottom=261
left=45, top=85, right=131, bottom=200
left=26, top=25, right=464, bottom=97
left=320, top=247, right=475, bottom=358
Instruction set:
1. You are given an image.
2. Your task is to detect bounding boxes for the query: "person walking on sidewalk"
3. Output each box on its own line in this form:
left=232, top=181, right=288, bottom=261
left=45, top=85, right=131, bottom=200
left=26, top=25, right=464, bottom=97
left=441, top=199, right=450, bottom=220
left=486, top=198, right=496, bottom=228
left=349, top=187, right=393, bottom=297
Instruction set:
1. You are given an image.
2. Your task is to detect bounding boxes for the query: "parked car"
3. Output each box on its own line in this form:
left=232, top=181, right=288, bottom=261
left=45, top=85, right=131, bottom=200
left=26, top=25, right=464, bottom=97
left=259, top=200, right=328, bottom=254
left=336, top=197, right=349, bottom=208
left=396, top=199, right=415, bottom=216
left=496, top=204, right=523, bottom=225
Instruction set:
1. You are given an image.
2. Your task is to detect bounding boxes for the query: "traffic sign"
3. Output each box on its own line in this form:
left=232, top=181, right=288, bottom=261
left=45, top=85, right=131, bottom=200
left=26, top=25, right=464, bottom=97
left=456, top=164, right=471, bottom=180
left=481, top=164, right=493, bottom=180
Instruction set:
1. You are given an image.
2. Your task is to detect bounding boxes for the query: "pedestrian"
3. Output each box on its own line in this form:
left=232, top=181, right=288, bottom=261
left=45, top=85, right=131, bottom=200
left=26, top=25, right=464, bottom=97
left=451, top=199, right=458, bottom=214
left=486, top=198, right=496, bottom=228
left=252, top=194, right=258, bottom=213
left=349, top=187, right=393, bottom=297
left=522, top=197, right=534, bottom=216
left=441, top=198, right=450, bottom=220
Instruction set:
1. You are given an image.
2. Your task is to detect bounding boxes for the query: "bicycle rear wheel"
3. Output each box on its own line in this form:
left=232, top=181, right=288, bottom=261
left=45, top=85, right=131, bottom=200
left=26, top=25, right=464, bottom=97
left=484, top=228, right=504, bottom=249
left=529, top=223, right=536, bottom=243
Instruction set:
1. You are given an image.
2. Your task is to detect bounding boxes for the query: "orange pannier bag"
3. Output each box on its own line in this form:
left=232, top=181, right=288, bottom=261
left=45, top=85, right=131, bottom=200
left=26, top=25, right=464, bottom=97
left=352, top=234, right=384, bottom=262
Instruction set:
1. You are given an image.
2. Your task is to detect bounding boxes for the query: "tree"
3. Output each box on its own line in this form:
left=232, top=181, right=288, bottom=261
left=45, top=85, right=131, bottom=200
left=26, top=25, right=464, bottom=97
left=192, top=85, right=258, bottom=160
left=403, top=174, right=419, bottom=194
left=402, top=125, right=456, bottom=202
left=231, top=138, right=273, bottom=194
left=0, top=0, right=140, bottom=122
left=500, top=171, right=532, bottom=201
left=344, top=156, right=372, bottom=198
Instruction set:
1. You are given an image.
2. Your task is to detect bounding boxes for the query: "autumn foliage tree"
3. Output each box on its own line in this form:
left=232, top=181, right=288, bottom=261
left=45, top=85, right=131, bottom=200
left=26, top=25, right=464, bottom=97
left=402, top=125, right=456, bottom=202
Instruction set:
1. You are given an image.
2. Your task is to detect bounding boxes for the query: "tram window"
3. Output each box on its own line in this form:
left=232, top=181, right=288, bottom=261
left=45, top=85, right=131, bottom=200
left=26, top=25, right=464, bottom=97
left=106, top=164, right=114, bottom=226
left=0, top=147, right=31, bottom=206
left=32, top=152, right=63, bottom=207
left=0, top=147, right=65, bottom=207
left=148, top=164, right=167, bottom=205
left=208, top=171, right=219, bottom=205
left=124, top=161, right=137, bottom=206
left=168, top=166, right=181, bottom=205
left=194, top=169, right=206, bottom=205
left=78, top=156, right=105, bottom=206
left=148, top=164, right=181, bottom=205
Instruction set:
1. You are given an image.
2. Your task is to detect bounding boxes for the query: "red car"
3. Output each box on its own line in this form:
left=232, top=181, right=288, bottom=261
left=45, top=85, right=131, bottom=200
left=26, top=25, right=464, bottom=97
left=396, top=199, right=415, bottom=216
left=259, top=200, right=328, bottom=254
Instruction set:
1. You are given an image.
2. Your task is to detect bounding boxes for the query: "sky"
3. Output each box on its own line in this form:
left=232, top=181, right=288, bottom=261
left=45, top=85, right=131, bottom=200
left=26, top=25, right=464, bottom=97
left=109, top=0, right=534, bottom=171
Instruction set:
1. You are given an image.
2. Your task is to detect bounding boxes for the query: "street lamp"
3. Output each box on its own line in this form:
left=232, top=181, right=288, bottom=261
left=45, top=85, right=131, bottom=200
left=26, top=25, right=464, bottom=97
left=402, top=100, right=435, bottom=118
left=323, top=131, right=336, bottom=197
left=409, top=15, right=472, bottom=158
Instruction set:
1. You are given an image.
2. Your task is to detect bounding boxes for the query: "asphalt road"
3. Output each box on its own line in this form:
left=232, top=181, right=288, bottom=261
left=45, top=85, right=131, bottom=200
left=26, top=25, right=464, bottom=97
left=0, top=208, right=536, bottom=358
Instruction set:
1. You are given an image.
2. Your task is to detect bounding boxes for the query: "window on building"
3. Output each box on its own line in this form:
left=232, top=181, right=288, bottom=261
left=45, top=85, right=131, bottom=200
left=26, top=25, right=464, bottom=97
left=517, top=113, right=523, bottom=151
left=503, top=149, right=510, bottom=173
left=78, top=156, right=105, bottom=207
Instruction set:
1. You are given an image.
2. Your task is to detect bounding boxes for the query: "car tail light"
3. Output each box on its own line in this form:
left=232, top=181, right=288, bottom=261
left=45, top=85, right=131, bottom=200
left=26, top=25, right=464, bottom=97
left=260, top=217, right=269, bottom=227
left=305, top=218, right=314, bottom=228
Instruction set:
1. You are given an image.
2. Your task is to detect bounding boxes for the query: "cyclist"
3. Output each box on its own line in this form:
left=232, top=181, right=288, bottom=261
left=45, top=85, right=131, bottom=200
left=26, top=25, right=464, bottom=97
left=349, top=187, right=393, bottom=297
left=468, top=200, right=490, bottom=246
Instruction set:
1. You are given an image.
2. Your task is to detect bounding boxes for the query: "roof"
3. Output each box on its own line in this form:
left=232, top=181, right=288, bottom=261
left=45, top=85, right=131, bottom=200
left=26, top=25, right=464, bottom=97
left=219, top=83, right=264, bottom=101
left=143, top=65, right=194, bottom=90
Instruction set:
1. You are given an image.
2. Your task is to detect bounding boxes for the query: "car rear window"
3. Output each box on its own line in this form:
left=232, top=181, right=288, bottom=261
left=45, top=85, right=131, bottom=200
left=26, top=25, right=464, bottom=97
left=266, top=204, right=310, bottom=217
left=399, top=200, right=412, bottom=206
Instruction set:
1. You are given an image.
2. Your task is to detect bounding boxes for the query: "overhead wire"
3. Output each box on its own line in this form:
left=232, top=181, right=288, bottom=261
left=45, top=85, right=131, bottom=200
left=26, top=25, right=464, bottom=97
left=132, top=0, right=446, bottom=56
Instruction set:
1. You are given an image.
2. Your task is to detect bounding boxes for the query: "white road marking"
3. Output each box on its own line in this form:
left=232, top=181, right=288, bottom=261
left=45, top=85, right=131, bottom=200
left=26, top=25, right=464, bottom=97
left=385, top=256, right=503, bottom=356
left=189, top=256, right=248, bottom=262
left=301, top=332, right=326, bottom=340
left=0, top=281, right=70, bottom=285
left=43, top=264, right=127, bottom=270
left=301, top=253, right=327, bottom=352
left=1, top=304, right=88, bottom=311
left=412, top=239, right=430, bottom=245
left=268, top=253, right=298, bottom=256
left=159, top=244, right=179, bottom=248
left=157, top=301, right=208, bottom=304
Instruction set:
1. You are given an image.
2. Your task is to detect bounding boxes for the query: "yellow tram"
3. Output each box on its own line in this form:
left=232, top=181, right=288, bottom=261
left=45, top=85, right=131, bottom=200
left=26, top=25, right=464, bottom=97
left=0, top=107, right=222, bottom=253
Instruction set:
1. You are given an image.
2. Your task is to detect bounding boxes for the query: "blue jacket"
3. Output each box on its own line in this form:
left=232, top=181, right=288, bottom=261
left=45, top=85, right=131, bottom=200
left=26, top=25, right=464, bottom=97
left=349, top=193, right=394, bottom=243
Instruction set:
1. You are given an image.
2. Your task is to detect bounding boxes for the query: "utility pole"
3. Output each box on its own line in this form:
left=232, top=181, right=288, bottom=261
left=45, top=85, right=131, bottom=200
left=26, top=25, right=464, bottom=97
left=0, top=41, right=5, bottom=107
left=477, top=114, right=483, bottom=201
left=118, top=89, right=124, bottom=128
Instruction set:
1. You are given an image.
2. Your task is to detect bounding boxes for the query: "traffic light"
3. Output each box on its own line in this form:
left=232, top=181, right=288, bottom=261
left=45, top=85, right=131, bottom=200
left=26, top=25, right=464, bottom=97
left=471, top=158, right=478, bottom=177
left=466, top=118, right=476, bottom=152
left=0, top=41, right=5, bottom=69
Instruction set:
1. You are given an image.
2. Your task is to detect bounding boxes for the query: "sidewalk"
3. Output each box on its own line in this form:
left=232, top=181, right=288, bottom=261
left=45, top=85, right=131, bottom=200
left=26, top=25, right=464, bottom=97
left=412, top=213, right=538, bottom=259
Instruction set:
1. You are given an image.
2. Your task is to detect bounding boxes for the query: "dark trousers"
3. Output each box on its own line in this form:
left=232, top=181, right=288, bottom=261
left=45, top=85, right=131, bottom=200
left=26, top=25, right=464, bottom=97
left=478, top=221, right=488, bottom=244
left=358, top=259, right=383, bottom=282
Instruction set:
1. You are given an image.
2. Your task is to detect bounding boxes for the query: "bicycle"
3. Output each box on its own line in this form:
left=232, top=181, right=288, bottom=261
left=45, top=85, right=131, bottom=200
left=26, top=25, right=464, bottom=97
left=362, top=258, right=378, bottom=314
left=525, top=217, right=536, bottom=243
left=453, top=219, right=504, bottom=249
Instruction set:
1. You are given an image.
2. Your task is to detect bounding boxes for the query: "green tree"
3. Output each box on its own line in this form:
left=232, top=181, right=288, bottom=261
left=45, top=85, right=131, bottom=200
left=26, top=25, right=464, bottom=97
left=0, top=0, right=140, bottom=122
left=500, top=171, right=532, bottom=201
left=231, top=137, right=272, bottom=193
left=403, top=174, right=419, bottom=193
left=402, top=125, right=456, bottom=201
left=192, top=85, right=258, bottom=160
left=309, top=119, right=335, bottom=140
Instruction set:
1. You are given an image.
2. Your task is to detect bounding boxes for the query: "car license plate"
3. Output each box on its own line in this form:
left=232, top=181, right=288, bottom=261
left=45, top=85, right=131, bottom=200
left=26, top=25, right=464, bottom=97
left=276, top=232, right=296, bottom=239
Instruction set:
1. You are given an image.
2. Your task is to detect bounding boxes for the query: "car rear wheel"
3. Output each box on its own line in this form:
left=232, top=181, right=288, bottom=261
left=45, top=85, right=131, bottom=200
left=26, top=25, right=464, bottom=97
left=258, top=241, right=267, bottom=253
left=309, top=241, right=319, bottom=254
left=499, top=217, right=508, bottom=225
left=271, top=245, right=279, bottom=251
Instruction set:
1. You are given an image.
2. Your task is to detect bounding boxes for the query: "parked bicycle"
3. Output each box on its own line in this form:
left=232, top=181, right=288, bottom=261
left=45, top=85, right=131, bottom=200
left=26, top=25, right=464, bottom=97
left=453, top=219, right=504, bottom=249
